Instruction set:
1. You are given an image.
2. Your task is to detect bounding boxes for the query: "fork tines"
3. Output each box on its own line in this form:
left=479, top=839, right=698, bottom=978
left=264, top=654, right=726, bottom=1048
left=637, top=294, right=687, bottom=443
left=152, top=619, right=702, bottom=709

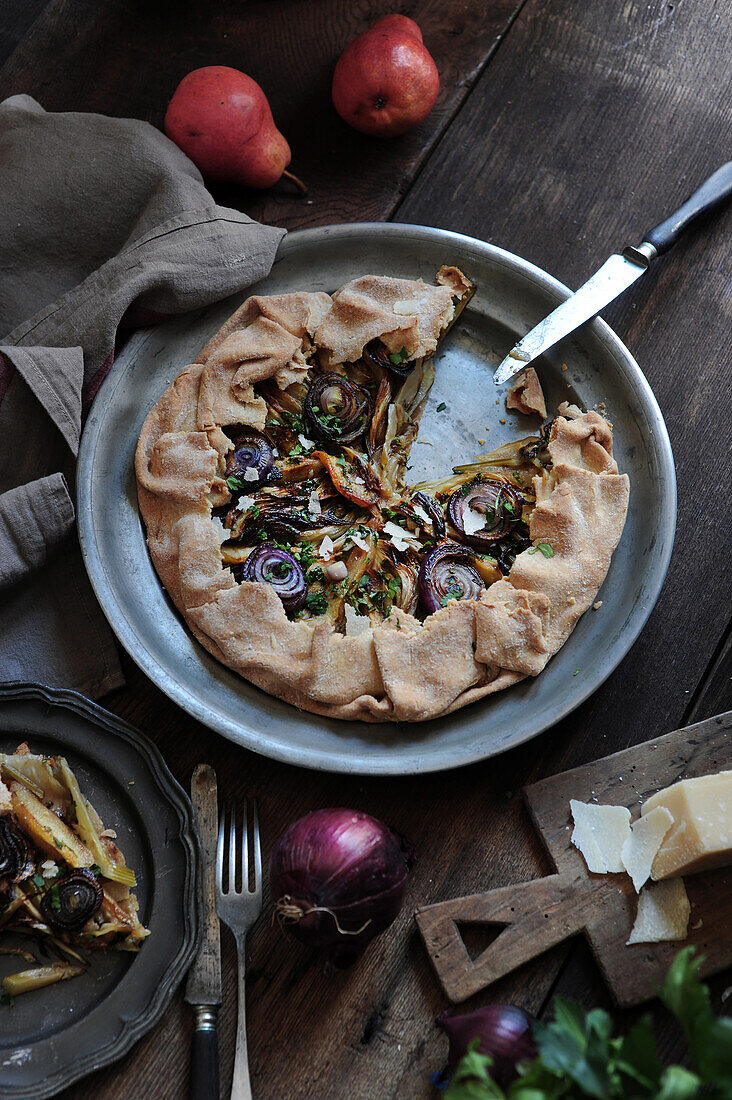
left=217, top=800, right=262, bottom=898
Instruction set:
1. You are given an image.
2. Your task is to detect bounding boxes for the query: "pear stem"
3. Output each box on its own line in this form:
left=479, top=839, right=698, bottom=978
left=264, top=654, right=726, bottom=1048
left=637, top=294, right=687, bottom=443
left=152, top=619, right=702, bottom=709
left=281, top=169, right=308, bottom=196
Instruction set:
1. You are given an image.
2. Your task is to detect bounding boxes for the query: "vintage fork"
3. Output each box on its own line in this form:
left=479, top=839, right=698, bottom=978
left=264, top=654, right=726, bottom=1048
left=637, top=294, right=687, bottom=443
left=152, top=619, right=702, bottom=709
left=216, top=800, right=262, bottom=1100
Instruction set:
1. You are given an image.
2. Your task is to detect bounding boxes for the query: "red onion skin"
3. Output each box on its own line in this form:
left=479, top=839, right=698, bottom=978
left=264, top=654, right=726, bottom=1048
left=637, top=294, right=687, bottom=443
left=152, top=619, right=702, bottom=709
left=270, top=808, right=416, bottom=969
left=436, top=1005, right=537, bottom=1088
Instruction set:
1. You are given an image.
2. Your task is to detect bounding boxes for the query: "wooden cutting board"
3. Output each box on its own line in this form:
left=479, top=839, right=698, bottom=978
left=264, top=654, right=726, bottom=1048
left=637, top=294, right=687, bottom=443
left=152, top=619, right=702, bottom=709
left=416, top=712, right=732, bottom=1007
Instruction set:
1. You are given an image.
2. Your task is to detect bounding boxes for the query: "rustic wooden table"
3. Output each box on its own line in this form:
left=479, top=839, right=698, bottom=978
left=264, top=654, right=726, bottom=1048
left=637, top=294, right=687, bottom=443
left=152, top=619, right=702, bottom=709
left=1, top=2, right=730, bottom=1097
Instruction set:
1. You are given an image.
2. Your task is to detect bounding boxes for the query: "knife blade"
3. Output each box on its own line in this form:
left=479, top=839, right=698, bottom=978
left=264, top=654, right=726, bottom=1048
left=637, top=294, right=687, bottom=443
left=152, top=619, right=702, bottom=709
left=186, top=764, right=221, bottom=1100
left=494, top=160, right=732, bottom=385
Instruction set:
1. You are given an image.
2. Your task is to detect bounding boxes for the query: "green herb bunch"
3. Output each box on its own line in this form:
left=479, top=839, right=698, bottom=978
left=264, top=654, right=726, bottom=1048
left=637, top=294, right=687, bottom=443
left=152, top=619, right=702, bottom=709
left=442, top=949, right=732, bottom=1100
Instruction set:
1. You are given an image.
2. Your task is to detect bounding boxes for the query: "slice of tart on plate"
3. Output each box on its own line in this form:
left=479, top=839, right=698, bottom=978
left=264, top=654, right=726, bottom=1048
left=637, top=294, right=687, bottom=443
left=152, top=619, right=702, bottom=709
left=0, top=743, right=148, bottom=999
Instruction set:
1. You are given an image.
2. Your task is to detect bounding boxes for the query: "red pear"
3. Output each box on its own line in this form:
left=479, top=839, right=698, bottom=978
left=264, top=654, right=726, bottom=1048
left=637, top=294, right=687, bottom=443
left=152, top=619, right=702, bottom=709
left=164, top=66, right=304, bottom=191
left=369, top=14, right=423, bottom=40
left=332, top=15, right=439, bottom=138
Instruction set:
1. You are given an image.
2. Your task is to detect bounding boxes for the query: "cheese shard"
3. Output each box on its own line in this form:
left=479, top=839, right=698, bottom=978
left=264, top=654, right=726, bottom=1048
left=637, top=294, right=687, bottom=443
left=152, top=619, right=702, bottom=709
left=570, top=799, right=631, bottom=873
left=627, top=879, right=690, bottom=945
left=621, top=806, right=674, bottom=892
left=642, top=770, right=732, bottom=881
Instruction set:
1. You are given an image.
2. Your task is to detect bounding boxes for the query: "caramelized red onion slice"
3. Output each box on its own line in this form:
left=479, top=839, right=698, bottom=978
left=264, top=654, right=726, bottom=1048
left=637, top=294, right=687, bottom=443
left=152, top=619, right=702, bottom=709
left=447, top=480, right=523, bottom=549
left=0, top=818, right=33, bottom=882
left=363, top=339, right=415, bottom=378
left=304, top=373, right=371, bottom=443
left=225, top=428, right=279, bottom=491
left=418, top=542, right=486, bottom=615
left=40, top=868, right=103, bottom=931
left=235, top=543, right=306, bottom=614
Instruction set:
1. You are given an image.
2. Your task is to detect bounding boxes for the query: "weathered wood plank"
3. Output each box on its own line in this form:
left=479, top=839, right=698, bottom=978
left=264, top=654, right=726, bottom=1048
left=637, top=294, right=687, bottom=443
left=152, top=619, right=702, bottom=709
left=0, top=0, right=49, bottom=68
left=0, top=0, right=523, bottom=230
left=398, top=0, right=732, bottom=777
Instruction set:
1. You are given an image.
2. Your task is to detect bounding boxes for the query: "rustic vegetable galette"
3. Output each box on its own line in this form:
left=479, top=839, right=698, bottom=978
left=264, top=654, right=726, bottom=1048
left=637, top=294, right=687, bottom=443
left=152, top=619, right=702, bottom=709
left=0, top=745, right=148, bottom=999
left=135, top=267, right=629, bottom=722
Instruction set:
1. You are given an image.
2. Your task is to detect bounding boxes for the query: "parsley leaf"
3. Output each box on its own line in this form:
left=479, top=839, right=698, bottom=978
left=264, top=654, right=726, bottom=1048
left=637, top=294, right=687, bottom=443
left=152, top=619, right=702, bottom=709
left=528, top=541, right=555, bottom=558
left=226, top=475, right=247, bottom=493
left=389, top=346, right=409, bottom=366
left=436, top=401, right=447, bottom=412
left=305, top=591, right=328, bottom=615
left=661, top=947, right=732, bottom=1089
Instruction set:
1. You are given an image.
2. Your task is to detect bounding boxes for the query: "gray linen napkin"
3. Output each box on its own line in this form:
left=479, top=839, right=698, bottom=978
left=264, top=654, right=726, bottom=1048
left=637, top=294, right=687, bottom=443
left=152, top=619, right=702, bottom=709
left=0, top=94, right=285, bottom=696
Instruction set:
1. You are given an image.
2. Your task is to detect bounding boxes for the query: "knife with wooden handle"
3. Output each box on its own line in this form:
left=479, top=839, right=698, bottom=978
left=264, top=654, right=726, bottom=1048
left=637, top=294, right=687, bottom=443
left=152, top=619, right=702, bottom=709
left=186, top=765, right=222, bottom=1100
left=493, top=161, right=732, bottom=384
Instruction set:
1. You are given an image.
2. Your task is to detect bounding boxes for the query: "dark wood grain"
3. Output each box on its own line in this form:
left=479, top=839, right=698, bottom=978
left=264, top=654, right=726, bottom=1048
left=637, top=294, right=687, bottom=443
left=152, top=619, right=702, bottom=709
left=397, top=0, right=732, bottom=778
left=0, top=0, right=523, bottom=230
left=0, top=0, right=49, bottom=67
left=0, top=0, right=729, bottom=1094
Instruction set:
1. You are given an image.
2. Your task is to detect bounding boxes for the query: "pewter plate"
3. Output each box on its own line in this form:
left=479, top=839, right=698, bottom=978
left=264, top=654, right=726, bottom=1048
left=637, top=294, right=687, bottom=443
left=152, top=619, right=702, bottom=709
left=77, top=223, right=676, bottom=775
left=0, top=682, right=199, bottom=1099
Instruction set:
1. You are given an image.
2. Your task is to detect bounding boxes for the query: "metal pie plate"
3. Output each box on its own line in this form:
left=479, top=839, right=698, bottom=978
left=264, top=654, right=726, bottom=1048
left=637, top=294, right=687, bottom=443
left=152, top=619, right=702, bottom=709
left=0, top=683, right=199, bottom=1098
left=77, top=223, right=676, bottom=775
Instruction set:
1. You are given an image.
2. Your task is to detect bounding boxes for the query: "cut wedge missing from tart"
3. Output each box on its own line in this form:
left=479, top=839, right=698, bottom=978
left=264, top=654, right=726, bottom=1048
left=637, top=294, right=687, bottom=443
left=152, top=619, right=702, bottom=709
left=136, top=267, right=629, bottom=722
left=0, top=744, right=148, bottom=1001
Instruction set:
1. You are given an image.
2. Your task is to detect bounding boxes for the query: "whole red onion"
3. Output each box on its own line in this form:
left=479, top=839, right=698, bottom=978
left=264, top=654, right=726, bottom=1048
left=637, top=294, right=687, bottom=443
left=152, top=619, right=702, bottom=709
left=436, top=1004, right=537, bottom=1088
left=269, top=808, right=416, bottom=969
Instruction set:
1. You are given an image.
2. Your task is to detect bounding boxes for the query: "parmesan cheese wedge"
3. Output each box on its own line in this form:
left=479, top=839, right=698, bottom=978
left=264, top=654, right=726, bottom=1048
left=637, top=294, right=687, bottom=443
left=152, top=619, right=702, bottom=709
left=620, top=806, right=674, bottom=892
left=627, top=879, right=690, bottom=945
left=570, top=800, right=631, bottom=874
left=642, top=770, right=732, bottom=881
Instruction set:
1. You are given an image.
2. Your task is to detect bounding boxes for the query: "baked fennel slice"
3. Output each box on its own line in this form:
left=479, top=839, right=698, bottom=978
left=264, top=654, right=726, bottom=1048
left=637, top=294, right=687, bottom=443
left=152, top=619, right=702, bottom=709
left=0, top=744, right=149, bottom=1000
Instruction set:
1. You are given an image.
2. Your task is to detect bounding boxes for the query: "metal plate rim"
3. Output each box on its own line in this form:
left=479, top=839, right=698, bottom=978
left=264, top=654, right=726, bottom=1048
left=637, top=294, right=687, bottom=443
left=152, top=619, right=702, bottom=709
left=0, top=681, right=200, bottom=1100
left=77, top=222, right=676, bottom=775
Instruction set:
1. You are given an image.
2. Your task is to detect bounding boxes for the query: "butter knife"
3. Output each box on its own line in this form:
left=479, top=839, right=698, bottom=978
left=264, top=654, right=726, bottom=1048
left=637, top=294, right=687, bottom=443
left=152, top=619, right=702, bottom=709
left=494, top=161, right=732, bottom=385
left=186, top=764, right=222, bottom=1100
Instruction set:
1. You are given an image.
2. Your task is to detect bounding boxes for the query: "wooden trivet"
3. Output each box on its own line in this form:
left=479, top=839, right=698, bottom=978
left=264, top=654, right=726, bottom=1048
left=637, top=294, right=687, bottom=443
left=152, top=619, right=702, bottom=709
left=416, top=712, right=731, bottom=1006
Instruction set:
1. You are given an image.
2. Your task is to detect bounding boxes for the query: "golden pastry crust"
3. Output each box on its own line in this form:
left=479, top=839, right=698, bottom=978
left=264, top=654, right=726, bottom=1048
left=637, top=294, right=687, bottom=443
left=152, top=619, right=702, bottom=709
left=506, top=367, right=547, bottom=418
left=135, top=277, right=629, bottom=723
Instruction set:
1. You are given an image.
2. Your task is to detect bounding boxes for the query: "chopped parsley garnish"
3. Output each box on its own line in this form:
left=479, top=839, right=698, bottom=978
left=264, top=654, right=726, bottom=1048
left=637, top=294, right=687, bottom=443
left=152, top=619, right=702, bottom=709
left=0, top=994, right=14, bottom=1007
left=52, top=835, right=66, bottom=851
left=436, top=401, right=447, bottom=412
left=573, top=668, right=580, bottom=676
left=298, top=542, right=316, bottom=569
left=305, top=591, right=328, bottom=615
left=389, top=346, right=409, bottom=366
left=226, top=475, right=247, bottom=493
left=289, top=442, right=303, bottom=457
left=31, top=872, right=45, bottom=889
left=282, top=411, right=307, bottom=433
left=528, top=541, right=555, bottom=558
left=317, top=411, right=344, bottom=432
left=306, top=566, right=324, bottom=584
left=48, top=884, right=62, bottom=912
